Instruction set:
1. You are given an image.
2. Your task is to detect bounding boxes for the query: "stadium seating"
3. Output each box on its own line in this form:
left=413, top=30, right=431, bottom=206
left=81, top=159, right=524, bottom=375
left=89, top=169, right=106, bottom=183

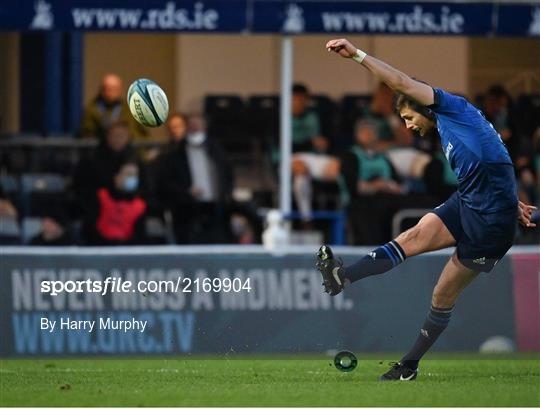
left=2, top=91, right=538, bottom=246
left=516, top=94, right=540, bottom=137
left=246, top=95, right=280, bottom=147
left=339, top=94, right=372, bottom=146
left=0, top=215, right=21, bottom=244
left=204, top=95, right=248, bottom=154
left=21, top=217, right=42, bottom=244
left=20, top=173, right=67, bottom=217
left=311, top=94, right=338, bottom=141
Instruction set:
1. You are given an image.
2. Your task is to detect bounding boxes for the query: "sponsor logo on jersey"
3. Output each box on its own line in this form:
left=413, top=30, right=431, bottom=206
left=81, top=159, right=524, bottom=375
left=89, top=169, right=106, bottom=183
left=444, top=142, right=453, bottom=160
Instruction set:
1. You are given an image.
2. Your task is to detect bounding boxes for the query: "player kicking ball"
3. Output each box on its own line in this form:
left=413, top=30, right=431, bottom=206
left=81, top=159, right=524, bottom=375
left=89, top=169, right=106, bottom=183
left=318, top=38, right=537, bottom=381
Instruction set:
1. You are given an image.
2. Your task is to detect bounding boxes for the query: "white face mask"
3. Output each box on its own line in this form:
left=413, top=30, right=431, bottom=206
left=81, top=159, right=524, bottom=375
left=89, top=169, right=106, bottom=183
left=188, top=132, right=206, bottom=146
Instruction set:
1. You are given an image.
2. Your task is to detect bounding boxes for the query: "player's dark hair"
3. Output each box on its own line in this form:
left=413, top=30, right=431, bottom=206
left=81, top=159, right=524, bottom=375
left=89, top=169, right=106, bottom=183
left=395, top=93, right=435, bottom=121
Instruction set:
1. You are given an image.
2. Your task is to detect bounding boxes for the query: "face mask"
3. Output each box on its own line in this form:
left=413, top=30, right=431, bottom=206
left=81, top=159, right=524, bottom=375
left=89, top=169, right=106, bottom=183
left=122, top=175, right=139, bottom=192
left=231, top=216, right=248, bottom=236
left=188, top=132, right=206, bottom=146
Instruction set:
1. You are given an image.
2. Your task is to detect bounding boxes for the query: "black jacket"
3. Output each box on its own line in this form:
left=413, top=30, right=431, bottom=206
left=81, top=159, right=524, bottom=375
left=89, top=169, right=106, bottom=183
left=71, top=142, right=142, bottom=213
left=155, top=139, right=233, bottom=207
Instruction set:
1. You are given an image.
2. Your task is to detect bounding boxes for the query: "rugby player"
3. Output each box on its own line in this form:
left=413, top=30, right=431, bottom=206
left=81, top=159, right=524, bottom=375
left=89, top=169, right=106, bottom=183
left=317, top=38, right=537, bottom=381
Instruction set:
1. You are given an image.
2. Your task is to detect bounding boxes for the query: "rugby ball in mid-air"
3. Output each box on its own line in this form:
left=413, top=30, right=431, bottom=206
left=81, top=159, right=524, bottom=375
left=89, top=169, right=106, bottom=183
left=127, top=78, right=169, bottom=127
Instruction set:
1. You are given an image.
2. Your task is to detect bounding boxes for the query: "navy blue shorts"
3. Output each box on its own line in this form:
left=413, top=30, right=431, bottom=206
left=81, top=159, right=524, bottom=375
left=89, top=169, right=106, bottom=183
left=431, top=192, right=517, bottom=272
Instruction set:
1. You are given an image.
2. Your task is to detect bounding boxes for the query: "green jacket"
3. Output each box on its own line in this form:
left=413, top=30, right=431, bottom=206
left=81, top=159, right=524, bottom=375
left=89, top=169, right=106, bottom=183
left=80, top=96, right=148, bottom=141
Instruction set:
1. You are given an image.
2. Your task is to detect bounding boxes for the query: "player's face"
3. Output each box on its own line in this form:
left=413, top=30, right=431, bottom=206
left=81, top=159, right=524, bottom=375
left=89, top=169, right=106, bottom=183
left=399, top=107, right=435, bottom=137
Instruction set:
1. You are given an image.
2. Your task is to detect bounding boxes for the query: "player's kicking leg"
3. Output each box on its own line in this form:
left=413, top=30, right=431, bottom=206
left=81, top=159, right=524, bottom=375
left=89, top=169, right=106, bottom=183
left=379, top=254, right=477, bottom=380
left=316, top=209, right=463, bottom=380
left=316, top=212, right=455, bottom=295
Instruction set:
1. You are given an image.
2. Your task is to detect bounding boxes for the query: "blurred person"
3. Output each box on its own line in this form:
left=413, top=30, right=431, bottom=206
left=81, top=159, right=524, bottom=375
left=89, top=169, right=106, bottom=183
left=513, top=126, right=540, bottom=206
left=156, top=113, right=233, bottom=244
left=72, top=121, right=139, bottom=208
left=0, top=187, right=17, bottom=219
left=341, top=119, right=403, bottom=198
left=481, top=85, right=517, bottom=156
left=291, top=83, right=328, bottom=153
left=83, top=161, right=148, bottom=245
left=318, top=38, right=537, bottom=381
left=291, top=83, right=340, bottom=222
left=481, top=85, right=537, bottom=205
left=292, top=152, right=341, bottom=223
left=29, top=204, right=75, bottom=246
left=364, top=82, right=414, bottom=151
left=80, top=73, right=148, bottom=142
left=230, top=213, right=255, bottom=245
left=0, top=184, right=20, bottom=244
left=340, top=119, right=406, bottom=244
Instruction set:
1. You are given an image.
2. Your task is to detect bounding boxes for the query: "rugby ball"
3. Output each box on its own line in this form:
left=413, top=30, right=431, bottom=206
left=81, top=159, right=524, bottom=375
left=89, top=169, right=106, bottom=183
left=127, top=79, right=169, bottom=127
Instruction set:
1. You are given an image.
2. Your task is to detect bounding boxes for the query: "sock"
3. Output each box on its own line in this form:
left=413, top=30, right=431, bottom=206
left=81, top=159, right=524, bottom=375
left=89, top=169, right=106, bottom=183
left=342, top=240, right=406, bottom=283
left=293, top=174, right=312, bottom=221
left=401, top=305, right=454, bottom=370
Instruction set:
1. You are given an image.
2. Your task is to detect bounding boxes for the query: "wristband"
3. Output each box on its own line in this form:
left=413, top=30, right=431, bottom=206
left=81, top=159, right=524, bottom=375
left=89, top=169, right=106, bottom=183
left=352, top=49, right=367, bottom=64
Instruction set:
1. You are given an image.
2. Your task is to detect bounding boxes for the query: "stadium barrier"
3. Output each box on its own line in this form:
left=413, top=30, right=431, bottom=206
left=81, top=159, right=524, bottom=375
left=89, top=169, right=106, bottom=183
left=0, top=245, right=538, bottom=357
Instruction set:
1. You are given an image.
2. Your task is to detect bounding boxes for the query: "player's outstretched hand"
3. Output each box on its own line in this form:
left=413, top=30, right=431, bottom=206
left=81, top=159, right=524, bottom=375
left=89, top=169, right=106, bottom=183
left=326, top=38, right=358, bottom=58
left=518, top=200, right=537, bottom=228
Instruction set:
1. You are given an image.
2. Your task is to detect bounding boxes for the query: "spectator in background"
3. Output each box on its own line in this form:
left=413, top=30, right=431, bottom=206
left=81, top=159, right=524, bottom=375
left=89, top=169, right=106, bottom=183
left=340, top=119, right=403, bottom=200
left=72, top=121, right=148, bottom=244
left=80, top=73, right=148, bottom=142
left=83, top=161, right=148, bottom=245
left=481, top=85, right=537, bottom=205
left=514, top=125, right=540, bottom=206
left=363, top=82, right=413, bottom=151
left=357, top=82, right=432, bottom=189
left=0, top=184, right=20, bottom=244
left=340, top=119, right=407, bottom=245
left=481, top=85, right=517, bottom=156
left=341, top=120, right=453, bottom=245
left=30, top=204, right=75, bottom=246
left=0, top=186, right=17, bottom=219
left=291, top=83, right=340, bottom=222
left=73, top=121, right=139, bottom=207
left=291, top=83, right=327, bottom=153
left=156, top=113, right=233, bottom=244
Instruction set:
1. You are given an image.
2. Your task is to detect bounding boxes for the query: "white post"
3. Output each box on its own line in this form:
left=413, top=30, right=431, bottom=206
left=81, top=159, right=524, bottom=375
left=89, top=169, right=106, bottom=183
left=279, top=36, right=293, bottom=215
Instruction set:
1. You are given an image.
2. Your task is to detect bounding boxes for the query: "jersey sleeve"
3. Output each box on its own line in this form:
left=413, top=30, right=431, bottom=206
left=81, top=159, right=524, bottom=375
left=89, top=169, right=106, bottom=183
left=430, top=88, right=468, bottom=115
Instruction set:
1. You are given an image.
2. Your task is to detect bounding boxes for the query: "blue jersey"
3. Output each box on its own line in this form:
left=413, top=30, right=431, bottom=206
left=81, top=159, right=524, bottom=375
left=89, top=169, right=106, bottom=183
left=430, top=88, right=517, bottom=214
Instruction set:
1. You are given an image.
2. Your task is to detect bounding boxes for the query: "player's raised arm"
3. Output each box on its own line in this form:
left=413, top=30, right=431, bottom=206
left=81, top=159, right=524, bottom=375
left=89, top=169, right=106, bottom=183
left=326, top=38, right=434, bottom=106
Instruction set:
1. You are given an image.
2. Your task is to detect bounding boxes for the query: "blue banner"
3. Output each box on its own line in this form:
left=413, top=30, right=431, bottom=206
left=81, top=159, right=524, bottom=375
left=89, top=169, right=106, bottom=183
left=253, top=1, right=494, bottom=36
left=0, top=1, right=538, bottom=36
left=0, top=0, right=248, bottom=32
left=0, top=248, right=518, bottom=356
left=497, top=4, right=540, bottom=36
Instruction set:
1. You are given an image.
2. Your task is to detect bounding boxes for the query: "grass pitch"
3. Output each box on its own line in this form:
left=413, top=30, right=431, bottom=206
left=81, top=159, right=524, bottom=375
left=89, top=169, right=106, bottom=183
left=1, top=355, right=539, bottom=407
